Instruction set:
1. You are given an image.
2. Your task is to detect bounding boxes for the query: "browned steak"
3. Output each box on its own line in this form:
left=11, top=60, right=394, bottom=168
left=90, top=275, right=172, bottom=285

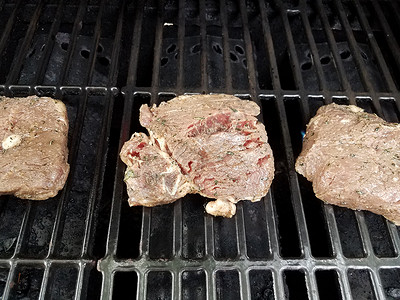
left=296, top=103, right=400, bottom=225
left=120, top=94, right=275, bottom=217
left=0, top=96, right=69, bottom=200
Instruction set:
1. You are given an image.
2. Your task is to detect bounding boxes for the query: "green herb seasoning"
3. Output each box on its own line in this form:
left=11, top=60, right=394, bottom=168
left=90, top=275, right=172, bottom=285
left=229, top=107, right=238, bottom=112
left=124, top=169, right=137, bottom=181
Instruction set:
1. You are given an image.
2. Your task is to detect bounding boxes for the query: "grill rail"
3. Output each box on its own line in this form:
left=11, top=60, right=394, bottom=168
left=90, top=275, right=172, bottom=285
left=0, top=0, right=398, bottom=299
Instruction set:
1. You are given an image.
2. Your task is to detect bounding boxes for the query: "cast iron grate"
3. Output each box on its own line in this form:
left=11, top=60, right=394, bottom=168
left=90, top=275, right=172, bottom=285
left=0, top=0, right=399, bottom=299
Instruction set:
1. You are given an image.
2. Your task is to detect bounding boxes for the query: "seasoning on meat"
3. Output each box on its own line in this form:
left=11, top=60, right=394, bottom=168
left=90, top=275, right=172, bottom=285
left=120, top=94, right=275, bottom=217
left=0, top=96, right=70, bottom=200
left=295, top=103, right=400, bottom=225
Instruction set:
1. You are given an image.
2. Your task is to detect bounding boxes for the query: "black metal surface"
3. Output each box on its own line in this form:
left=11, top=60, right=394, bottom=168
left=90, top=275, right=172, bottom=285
left=0, top=0, right=399, bottom=299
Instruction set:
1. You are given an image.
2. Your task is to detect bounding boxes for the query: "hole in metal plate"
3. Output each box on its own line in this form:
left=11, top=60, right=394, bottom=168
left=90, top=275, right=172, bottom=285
left=191, top=44, right=201, bottom=54
left=301, top=61, right=312, bottom=71
left=235, top=45, right=244, bottom=55
left=212, top=43, right=222, bottom=55
left=61, top=42, right=69, bottom=51
left=161, top=57, right=169, bottom=66
left=80, top=49, right=90, bottom=59
left=340, top=50, right=351, bottom=60
left=167, top=43, right=176, bottom=53
left=320, top=55, right=331, bottom=65
left=97, top=56, right=110, bottom=66
left=230, top=51, right=238, bottom=62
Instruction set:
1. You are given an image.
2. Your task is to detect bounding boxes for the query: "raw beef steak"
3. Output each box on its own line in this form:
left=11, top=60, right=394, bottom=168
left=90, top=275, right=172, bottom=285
left=296, top=103, right=400, bottom=225
left=120, top=94, right=275, bottom=217
left=0, top=96, right=70, bottom=200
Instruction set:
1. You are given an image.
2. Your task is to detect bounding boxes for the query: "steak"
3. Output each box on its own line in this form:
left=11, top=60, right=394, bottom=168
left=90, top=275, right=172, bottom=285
left=0, top=96, right=70, bottom=200
left=295, top=103, right=400, bottom=225
left=120, top=94, right=275, bottom=217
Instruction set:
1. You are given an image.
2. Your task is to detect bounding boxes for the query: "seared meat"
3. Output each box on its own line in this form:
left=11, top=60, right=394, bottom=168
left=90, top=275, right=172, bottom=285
left=0, top=96, right=69, bottom=200
left=120, top=94, right=275, bottom=217
left=295, top=103, right=400, bottom=225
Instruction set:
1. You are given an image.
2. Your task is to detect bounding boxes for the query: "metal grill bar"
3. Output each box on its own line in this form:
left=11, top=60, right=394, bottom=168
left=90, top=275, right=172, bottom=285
left=150, top=0, right=165, bottom=98
left=99, top=5, right=146, bottom=298
left=219, top=0, right=233, bottom=94
left=55, top=0, right=88, bottom=92
left=79, top=0, right=107, bottom=257
left=82, top=0, right=106, bottom=87
left=99, top=95, right=134, bottom=298
left=0, top=253, right=397, bottom=270
left=11, top=202, right=32, bottom=257
left=0, top=0, right=22, bottom=75
left=106, top=0, right=125, bottom=88
left=238, top=0, right=258, bottom=97
left=199, top=0, right=208, bottom=93
left=1, top=203, right=32, bottom=299
left=389, top=1, right=400, bottom=36
left=276, top=0, right=312, bottom=123
left=176, top=0, right=185, bottom=91
left=298, top=0, right=327, bottom=91
left=256, top=0, right=281, bottom=90
left=97, top=255, right=400, bottom=275
left=37, top=6, right=104, bottom=297
left=126, top=0, right=144, bottom=89
left=5, top=1, right=44, bottom=86
left=371, top=3, right=400, bottom=86
left=315, top=0, right=351, bottom=93
left=47, top=100, right=86, bottom=255
left=237, top=2, right=265, bottom=298
left=276, top=0, right=305, bottom=92
left=352, top=0, right=396, bottom=93
left=387, top=221, right=400, bottom=256
left=307, top=269, right=319, bottom=299
left=33, top=0, right=66, bottom=85
left=332, top=0, right=385, bottom=121
left=275, top=95, right=312, bottom=257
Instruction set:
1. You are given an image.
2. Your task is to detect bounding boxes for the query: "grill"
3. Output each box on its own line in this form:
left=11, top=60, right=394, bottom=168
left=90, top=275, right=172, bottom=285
left=0, top=0, right=400, bottom=299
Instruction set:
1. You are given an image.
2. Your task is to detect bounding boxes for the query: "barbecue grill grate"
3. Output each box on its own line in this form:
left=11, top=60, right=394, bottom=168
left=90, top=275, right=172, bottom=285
left=0, top=0, right=399, bottom=299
